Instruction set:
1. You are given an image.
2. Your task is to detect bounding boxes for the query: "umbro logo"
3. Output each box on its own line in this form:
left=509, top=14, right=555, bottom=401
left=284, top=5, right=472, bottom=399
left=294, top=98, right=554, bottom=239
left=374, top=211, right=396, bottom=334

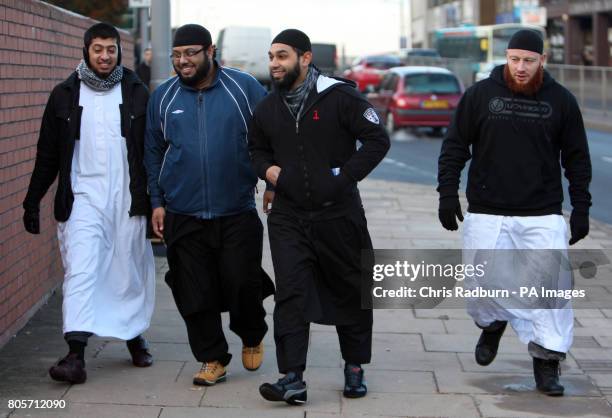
left=171, top=109, right=184, bottom=114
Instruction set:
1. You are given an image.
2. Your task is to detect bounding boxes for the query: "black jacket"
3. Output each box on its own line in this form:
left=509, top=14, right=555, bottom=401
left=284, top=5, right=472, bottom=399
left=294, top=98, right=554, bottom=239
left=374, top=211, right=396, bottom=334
left=248, top=75, right=390, bottom=219
left=438, top=65, right=592, bottom=216
left=23, top=68, right=151, bottom=221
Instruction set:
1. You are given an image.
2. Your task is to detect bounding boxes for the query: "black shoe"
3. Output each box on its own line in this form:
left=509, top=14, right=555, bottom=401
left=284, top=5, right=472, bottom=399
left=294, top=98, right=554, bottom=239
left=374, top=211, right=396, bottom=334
left=343, top=364, right=367, bottom=398
left=475, top=320, right=507, bottom=366
left=533, top=358, right=564, bottom=396
left=127, top=336, right=154, bottom=367
left=49, top=353, right=87, bottom=384
left=259, top=372, right=307, bottom=405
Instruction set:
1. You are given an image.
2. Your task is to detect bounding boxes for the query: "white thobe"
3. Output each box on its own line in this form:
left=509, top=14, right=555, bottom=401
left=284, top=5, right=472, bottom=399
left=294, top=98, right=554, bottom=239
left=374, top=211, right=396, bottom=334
left=462, top=212, right=573, bottom=353
left=57, top=82, right=155, bottom=340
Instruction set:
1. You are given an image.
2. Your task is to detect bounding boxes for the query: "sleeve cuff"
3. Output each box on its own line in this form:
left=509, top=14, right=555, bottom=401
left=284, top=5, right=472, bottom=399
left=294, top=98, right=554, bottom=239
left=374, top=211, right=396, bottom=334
left=150, top=196, right=165, bottom=209
left=259, top=163, right=273, bottom=181
left=437, top=185, right=459, bottom=199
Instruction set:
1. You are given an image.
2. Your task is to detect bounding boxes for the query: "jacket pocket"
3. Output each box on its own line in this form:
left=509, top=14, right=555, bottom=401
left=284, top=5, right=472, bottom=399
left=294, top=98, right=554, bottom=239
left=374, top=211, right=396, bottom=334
left=158, top=141, right=182, bottom=203
left=275, top=165, right=295, bottom=199
left=55, top=106, right=82, bottom=141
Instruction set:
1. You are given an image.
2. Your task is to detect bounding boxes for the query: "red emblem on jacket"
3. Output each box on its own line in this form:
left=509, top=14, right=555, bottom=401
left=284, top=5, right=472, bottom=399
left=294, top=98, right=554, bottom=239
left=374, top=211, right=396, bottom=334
left=313, top=110, right=320, bottom=120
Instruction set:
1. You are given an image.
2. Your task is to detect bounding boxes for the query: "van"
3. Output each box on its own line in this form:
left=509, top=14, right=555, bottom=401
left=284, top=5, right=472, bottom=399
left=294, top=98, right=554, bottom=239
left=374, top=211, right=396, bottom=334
left=216, top=26, right=271, bottom=86
left=311, top=43, right=337, bottom=75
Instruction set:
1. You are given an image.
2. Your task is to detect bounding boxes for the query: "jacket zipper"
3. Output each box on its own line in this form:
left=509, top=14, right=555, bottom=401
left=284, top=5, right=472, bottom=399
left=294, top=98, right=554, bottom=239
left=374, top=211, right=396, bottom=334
left=198, top=91, right=209, bottom=218
left=284, top=93, right=327, bottom=135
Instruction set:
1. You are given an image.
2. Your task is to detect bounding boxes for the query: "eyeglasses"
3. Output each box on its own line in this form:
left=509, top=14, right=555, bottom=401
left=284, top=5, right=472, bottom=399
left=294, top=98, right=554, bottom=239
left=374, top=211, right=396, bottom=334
left=170, top=47, right=205, bottom=60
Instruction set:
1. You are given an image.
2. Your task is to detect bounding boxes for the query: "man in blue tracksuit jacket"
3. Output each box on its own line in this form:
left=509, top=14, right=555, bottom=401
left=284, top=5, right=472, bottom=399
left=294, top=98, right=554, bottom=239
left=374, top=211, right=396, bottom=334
left=144, top=24, right=274, bottom=387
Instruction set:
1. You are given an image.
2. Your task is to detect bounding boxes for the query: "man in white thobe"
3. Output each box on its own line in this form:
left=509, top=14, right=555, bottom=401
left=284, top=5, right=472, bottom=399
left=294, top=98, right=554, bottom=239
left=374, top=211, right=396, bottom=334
left=23, top=23, right=155, bottom=384
left=437, top=29, right=592, bottom=396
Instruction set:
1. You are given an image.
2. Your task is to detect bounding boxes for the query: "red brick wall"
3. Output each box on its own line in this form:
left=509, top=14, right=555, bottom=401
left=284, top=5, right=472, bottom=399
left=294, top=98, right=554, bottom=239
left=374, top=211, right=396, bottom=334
left=0, top=0, right=135, bottom=348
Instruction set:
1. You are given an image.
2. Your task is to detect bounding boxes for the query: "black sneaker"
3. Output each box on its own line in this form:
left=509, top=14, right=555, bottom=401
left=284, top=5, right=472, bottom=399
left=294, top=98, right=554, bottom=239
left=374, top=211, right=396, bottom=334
left=343, top=364, right=367, bottom=398
left=533, top=358, right=564, bottom=396
left=475, top=320, right=507, bottom=366
left=259, top=372, right=307, bottom=405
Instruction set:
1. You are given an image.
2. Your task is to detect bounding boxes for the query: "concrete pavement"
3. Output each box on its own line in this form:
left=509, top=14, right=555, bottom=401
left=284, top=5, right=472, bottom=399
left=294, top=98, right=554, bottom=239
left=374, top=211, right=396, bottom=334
left=1, top=179, right=612, bottom=418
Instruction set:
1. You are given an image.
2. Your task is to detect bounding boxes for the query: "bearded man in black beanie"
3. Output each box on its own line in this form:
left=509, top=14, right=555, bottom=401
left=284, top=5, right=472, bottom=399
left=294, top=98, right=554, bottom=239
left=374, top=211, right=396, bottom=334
left=438, top=29, right=592, bottom=396
left=249, top=29, right=389, bottom=405
left=144, top=24, right=274, bottom=387
left=23, top=22, right=155, bottom=384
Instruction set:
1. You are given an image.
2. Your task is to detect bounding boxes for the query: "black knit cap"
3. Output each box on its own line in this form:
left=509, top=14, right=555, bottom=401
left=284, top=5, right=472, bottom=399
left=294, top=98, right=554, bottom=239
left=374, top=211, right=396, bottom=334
left=272, top=29, right=311, bottom=52
left=173, top=24, right=212, bottom=48
left=507, top=29, right=543, bottom=54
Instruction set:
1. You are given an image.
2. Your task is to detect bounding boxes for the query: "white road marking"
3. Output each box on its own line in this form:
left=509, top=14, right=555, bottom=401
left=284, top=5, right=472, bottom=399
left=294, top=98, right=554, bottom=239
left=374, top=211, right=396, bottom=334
left=602, top=156, right=612, bottom=164
left=383, top=158, right=436, bottom=179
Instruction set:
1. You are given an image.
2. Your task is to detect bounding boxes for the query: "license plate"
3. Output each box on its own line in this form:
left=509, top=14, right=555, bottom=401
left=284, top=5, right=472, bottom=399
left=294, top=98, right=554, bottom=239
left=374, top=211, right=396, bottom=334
left=422, top=100, right=448, bottom=109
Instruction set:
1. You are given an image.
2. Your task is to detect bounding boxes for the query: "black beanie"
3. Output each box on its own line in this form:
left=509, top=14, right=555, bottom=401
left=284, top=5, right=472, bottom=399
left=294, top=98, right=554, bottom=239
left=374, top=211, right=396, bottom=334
left=507, top=29, right=543, bottom=54
left=173, top=24, right=212, bottom=48
left=272, top=29, right=311, bottom=52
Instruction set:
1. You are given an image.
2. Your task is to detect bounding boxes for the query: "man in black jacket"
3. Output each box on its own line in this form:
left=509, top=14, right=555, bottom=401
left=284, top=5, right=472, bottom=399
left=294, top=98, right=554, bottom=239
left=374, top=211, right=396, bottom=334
left=437, top=29, right=592, bottom=396
left=22, top=23, right=155, bottom=384
left=249, top=29, right=390, bottom=405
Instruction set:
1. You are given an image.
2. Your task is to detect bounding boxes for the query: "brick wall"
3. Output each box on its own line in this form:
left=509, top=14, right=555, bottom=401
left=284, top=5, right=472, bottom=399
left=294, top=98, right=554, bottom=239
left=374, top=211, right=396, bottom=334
left=0, top=0, right=135, bottom=348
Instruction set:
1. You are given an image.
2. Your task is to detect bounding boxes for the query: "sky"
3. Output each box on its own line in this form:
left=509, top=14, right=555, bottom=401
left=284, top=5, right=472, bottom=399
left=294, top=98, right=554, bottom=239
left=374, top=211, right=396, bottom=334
left=170, top=0, right=407, bottom=58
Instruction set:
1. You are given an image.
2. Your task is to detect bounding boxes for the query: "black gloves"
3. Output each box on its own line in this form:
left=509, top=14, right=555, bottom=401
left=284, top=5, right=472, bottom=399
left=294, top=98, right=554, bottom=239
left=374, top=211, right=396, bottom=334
left=438, top=196, right=463, bottom=231
left=569, top=210, right=589, bottom=245
left=23, top=209, right=40, bottom=234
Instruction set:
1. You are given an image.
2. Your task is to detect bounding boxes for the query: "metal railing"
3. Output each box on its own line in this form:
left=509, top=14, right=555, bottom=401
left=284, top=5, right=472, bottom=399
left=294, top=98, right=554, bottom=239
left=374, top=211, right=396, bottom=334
left=546, top=64, right=611, bottom=116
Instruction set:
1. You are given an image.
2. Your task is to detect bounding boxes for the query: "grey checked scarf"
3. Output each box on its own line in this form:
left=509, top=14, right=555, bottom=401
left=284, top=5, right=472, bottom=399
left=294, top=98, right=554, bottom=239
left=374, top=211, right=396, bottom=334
left=76, top=60, right=123, bottom=91
left=283, top=65, right=319, bottom=119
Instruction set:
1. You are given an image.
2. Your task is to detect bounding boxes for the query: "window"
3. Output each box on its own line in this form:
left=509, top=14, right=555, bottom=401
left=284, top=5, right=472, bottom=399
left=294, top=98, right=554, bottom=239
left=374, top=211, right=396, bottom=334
left=404, top=73, right=460, bottom=95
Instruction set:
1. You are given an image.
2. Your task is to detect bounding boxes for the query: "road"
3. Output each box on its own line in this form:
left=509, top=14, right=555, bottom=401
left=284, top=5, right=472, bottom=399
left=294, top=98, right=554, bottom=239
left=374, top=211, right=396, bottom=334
left=369, top=127, right=612, bottom=225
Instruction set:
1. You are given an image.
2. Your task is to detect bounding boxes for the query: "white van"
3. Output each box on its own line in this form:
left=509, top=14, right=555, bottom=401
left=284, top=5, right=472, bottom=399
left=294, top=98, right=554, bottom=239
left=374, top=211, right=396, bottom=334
left=216, top=26, right=271, bottom=87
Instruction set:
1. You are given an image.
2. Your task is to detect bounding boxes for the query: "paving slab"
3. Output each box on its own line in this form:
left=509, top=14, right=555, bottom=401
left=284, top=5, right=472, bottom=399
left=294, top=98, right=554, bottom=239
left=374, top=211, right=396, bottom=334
left=96, top=341, right=195, bottom=363
left=64, top=359, right=203, bottom=407
left=423, top=333, right=527, bottom=354
left=9, top=403, right=161, bottom=418
left=160, top=406, right=304, bottom=418
left=0, top=377, right=69, bottom=417
left=413, top=308, right=472, bottom=320
left=307, top=413, right=404, bottom=418
left=368, top=351, right=463, bottom=372
left=341, top=392, right=480, bottom=418
left=474, top=394, right=612, bottom=418
left=435, top=369, right=600, bottom=396
left=304, top=367, right=437, bottom=394
left=457, top=352, right=584, bottom=375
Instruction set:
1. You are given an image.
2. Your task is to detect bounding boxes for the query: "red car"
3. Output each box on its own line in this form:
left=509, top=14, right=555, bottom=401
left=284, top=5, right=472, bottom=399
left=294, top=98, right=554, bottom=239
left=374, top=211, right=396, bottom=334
left=343, top=55, right=402, bottom=92
left=367, top=66, right=464, bottom=135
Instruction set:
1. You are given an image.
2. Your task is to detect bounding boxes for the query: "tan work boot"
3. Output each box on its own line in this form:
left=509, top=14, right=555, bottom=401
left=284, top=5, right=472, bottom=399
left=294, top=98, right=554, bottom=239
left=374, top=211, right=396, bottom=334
left=242, top=342, right=264, bottom=371
left=193, top=361, right=226, bottom=386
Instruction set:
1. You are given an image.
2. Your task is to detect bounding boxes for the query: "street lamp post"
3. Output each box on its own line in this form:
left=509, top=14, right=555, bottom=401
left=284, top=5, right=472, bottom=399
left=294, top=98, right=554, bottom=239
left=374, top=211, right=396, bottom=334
left=150, top=0, right=171, bottom=90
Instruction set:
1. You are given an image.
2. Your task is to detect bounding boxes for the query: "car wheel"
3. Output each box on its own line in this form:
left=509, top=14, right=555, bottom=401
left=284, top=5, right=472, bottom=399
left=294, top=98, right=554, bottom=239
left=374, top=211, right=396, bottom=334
left=432, top=127, right=444, bottom=137
left=385, top=112, right=396, bottom=134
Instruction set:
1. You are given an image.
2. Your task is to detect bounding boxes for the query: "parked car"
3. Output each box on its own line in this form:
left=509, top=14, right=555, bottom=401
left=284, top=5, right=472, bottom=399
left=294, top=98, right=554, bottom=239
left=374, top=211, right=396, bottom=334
left=311, top=43, right=337, bottom=75
left=402, top=48, right=441, bottom=58
left=366, top=66, right=464, bottom=136
left=343, top=55, right=402, bottom=92
left=216, top=26, right=271, bottom=87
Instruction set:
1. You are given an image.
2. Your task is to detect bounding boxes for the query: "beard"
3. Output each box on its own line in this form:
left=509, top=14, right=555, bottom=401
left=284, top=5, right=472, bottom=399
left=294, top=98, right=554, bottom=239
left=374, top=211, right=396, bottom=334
left=271, top=60, right=301, bottom=91
left=174, top=55, right=211, bottom=87
left=503, top=64, right=544, bottom=96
